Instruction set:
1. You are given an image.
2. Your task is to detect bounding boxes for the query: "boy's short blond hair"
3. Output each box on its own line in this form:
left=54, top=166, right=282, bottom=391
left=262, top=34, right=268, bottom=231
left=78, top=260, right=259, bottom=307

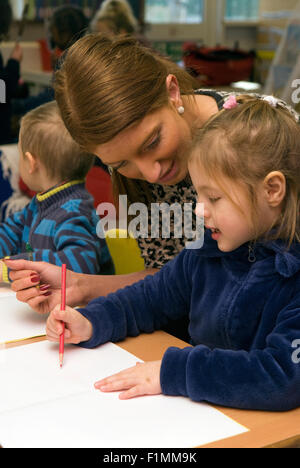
left=19, top=101, right=95, bottom=181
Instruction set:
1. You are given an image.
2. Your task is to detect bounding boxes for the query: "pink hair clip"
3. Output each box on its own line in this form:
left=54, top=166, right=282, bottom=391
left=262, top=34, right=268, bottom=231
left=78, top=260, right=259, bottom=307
left=223, top=95, right=238, bottom=110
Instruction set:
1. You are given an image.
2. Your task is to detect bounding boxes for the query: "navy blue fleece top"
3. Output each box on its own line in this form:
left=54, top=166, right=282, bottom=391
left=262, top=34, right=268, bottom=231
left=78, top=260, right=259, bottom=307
left=78, top=232, right=300, bottom=411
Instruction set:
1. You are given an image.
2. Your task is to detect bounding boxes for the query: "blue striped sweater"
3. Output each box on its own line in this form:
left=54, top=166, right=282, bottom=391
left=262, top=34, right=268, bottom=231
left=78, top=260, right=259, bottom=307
left=0, top=180, right=114, bottom=279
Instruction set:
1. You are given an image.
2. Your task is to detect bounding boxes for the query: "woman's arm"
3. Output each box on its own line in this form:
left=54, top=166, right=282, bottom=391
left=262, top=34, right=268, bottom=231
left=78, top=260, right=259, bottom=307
left=5, top=258, right=158, bottom=314
left=79, top=268, right=159, bottom=303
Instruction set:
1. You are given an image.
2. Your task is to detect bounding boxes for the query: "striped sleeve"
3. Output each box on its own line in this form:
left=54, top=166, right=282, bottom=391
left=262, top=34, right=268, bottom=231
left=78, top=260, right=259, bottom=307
left=9, top=213, right=113, bottom=275
left=0, top=205, right=30, bottom=258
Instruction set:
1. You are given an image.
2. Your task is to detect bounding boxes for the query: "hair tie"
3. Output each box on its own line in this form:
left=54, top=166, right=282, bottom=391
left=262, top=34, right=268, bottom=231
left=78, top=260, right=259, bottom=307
left=262, top=96, right=278, bottom=108
left=223, top=95, right=238, bottom=110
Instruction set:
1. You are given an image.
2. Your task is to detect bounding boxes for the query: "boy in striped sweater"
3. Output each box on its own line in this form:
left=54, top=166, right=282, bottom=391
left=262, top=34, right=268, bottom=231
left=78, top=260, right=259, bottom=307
left=0, top=101, right=114, bottom=283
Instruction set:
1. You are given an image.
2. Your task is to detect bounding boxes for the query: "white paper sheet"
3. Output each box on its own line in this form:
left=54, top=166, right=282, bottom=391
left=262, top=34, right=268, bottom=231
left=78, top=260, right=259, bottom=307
left=0, top=284, right=15, bottom=298
left=0, top=341, right=248, bottom=448
left=0, top=295, right=47, bottom=343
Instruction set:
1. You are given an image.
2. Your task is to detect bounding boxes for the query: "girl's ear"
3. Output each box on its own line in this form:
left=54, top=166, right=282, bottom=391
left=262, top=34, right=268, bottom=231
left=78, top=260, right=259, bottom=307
left=263, top=171, right=286, bottom=207
left=24, top=152, right=38, bottom=174
left=166, top=74, right=183, bottom=109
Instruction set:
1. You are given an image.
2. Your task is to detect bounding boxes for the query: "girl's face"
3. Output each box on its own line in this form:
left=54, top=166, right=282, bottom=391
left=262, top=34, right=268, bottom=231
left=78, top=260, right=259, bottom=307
left=93, top=106, right=191, bottom=185
left=189, top=160, right=275, bottom=252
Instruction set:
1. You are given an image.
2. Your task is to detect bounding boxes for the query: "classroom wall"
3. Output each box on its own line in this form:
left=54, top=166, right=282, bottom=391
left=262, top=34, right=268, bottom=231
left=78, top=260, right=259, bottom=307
left=6, top=0, right=299, bottom=58
left=224, top=0, right=299, bottom=51
left=9, top=21, right=44, bottom=42
left=260, top=0, right=299, bottom=14
left=8, top=0, right=299, bottom=44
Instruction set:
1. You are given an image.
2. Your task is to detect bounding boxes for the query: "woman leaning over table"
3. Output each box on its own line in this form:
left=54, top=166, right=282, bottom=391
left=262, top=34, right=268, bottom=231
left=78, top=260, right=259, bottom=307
left=4, top=34, right=299, bottom=337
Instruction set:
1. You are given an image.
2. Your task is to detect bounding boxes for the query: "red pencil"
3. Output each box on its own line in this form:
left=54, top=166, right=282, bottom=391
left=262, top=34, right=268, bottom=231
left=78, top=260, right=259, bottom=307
left=59, top=264, right=67, bottom=368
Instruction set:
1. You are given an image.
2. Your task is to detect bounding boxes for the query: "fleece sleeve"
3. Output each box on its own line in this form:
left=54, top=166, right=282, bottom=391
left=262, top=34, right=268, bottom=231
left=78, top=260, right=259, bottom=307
left=160, top=294, right=300, bottom=411
left=77, top=248, right=195, bottom=348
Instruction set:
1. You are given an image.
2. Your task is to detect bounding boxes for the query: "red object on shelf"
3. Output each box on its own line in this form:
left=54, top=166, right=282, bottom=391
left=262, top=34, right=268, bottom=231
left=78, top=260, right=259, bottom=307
left=38, top=39, right=53, bottom=72
left=38, top=40, right=63, bottom=72
left=183, top=42, right=255, bottom=86
left=85, top=166, right=114, bottom=209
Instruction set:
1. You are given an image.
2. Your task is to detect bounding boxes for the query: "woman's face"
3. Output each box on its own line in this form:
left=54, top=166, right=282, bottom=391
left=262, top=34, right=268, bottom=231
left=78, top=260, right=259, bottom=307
left=93, top=105, right=191, bottom=185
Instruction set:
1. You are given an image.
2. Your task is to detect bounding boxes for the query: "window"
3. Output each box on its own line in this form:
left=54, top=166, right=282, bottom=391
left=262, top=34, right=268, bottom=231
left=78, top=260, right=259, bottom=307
left=225, top=0, right=259, bottom=20
left=10, top=0, right=97, bottom=21
left=145, top=0, right=203, bottom=24
left=11, top=0, right=23, bottom=19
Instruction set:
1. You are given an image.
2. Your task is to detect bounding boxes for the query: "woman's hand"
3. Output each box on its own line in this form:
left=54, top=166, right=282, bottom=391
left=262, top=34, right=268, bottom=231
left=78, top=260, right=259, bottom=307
left=94, top=361, right=162, bottom=400
left=4, top=259, right=82, bottom=314
left=46, top=304, right=93, bottom=344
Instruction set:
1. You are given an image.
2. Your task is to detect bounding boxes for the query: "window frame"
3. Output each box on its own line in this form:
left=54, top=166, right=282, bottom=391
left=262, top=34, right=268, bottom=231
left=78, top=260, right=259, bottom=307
left=144, top=0, right=225, bottom=45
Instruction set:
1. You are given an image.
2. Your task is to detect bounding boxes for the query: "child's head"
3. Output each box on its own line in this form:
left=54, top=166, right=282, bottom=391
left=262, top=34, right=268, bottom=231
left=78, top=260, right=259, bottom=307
left=0, top=0, right=12, bottom=42
left=90, top=0, right=138, bottom=35
left=189, top=95, right=300, bottom=251
left=19, top=101, right=95, bottom=192
left=49, top=5, right=88, bottom=51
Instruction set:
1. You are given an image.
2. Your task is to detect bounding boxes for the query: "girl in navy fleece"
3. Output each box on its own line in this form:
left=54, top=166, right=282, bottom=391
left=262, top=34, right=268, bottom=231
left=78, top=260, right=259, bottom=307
left=46, top=95, right=300, bottom=411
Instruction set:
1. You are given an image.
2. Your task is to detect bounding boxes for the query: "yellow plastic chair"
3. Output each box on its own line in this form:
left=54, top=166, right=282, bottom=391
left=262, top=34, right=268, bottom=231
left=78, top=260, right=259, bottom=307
left=105, top=229, right=145, bottom=275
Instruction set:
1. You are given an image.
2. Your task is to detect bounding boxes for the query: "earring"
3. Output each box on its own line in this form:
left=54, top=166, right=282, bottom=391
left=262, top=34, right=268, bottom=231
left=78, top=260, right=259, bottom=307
left=177, top=106, right=185, bottom=115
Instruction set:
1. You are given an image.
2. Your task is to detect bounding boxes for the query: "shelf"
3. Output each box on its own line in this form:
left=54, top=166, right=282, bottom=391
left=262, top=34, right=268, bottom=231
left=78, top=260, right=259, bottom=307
left=21, top=70, right=52, bottom=86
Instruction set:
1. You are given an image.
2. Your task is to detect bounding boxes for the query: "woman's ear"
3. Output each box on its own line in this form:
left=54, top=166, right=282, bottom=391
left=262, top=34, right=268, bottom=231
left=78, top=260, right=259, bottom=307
left=166, top=74, right=183, bottom=109
left=24, top=152, right=38, bottom=174
left=263, top=171, right=286, bottom=207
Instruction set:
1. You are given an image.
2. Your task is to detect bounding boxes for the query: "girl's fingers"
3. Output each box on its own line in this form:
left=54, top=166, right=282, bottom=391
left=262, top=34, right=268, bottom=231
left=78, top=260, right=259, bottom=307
left=46, top=328, right=72, bottom=342
left=95, top=361, right=162, bottom=399
left=119, top=385, right=144, bottom=400
left=96, top=377, right=134, bottom=392
left=98, top=378, right=146, bottom=399
left=95, top=366, right=137, bottom=389
left=47, top=333, right=59, bottom=342
left=46, top=320, right=63, bottom=338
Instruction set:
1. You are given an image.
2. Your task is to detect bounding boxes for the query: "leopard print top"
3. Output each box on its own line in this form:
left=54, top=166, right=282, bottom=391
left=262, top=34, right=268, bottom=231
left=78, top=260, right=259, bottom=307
left=135, top=89, right=300, bottom=269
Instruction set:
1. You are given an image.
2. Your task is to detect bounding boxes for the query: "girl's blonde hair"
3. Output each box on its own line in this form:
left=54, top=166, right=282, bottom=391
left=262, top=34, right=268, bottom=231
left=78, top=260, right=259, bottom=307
left=20, top=101, right=95, bottom=182
left=190, top=95, right=300, bottom=246
left=90, top=0, right=138, bottom=34
left=54, top=33, right=198, bottom=205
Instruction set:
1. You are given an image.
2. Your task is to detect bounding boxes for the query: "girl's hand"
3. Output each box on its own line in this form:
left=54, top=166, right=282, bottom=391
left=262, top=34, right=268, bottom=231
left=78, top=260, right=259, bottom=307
left=94, top=361, right=162, bottom=400
left=46, top=304, right=93, bottom=344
